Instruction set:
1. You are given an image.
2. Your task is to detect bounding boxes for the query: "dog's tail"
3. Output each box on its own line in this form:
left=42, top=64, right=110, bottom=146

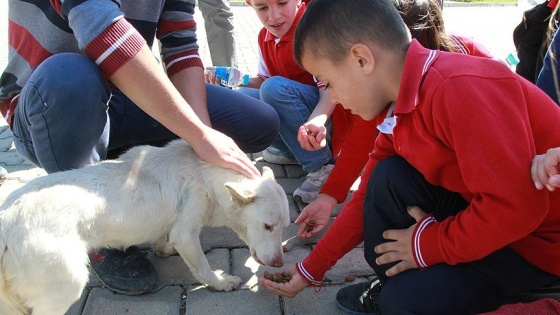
left=0, top=231, right=28, bottom=315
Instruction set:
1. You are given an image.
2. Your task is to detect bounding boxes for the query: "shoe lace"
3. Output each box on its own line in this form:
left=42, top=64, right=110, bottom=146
left=359, top=278, right=381, bottom=312
left=305, top=165, right=334, bottom=185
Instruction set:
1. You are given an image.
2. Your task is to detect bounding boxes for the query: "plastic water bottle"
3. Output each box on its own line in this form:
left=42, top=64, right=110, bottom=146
left=213, top=66, right=249, bottom=88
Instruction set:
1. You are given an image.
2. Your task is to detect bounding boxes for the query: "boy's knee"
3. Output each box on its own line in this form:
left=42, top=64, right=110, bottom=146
left=369, top=156, right=411, bottom=194
left=259, top=76, right=291, bottom=101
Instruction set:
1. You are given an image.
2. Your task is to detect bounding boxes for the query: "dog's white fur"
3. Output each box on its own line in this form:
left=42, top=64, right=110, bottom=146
left=0, top=139, right=290, bottom=315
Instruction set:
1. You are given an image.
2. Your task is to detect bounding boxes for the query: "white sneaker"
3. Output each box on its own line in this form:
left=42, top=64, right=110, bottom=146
left=293, top=164, right=335, bottom=203
left=261, top=147, right=299, bottom=165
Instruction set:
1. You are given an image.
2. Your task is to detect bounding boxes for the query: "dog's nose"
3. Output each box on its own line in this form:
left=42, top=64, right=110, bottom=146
left=271, top=257, right=284, bottom=267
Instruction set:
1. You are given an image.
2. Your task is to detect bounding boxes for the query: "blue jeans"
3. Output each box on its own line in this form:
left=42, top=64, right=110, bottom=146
left=238, top=76, right=332, bottom=172
left=362, top=156, right=559, bottom=314
left=12, top=53, right=279, bottom=173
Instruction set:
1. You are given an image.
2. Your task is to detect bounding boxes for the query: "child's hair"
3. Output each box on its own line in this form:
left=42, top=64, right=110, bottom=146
left=293, top=0, right=410, bottom=67
left=393, top=0, right=457, bottom=51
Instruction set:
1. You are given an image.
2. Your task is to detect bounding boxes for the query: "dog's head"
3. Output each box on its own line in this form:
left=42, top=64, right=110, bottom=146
left=224, top=166, right=290, bottom=267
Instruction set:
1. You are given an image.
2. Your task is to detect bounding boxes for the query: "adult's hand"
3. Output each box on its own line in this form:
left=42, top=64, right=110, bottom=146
left=193, top=127, right=260, bottom=179
left=203, top=67, right=222, bottom=86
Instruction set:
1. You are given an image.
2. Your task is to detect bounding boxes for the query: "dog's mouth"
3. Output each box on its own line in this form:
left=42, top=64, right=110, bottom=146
left=251, top=250, right=265, bottom=266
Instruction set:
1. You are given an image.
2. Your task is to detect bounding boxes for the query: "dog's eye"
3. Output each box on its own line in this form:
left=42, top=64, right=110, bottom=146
left=264, top=224, right=274, bottom=231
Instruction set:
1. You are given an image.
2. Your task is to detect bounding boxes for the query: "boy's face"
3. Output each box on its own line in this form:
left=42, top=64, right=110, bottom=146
left=301, top=49, right=389, bottom=121
left=248, top=0, right=300, bottom=38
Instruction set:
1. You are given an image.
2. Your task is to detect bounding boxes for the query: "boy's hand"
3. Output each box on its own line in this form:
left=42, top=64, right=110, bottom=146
left=531, top=147, right=560, bottom=191
left=297, top=125, right=327, bottom=151
left=259, top=266, right=308, bottom=297
left=295, top=194, right=337, bottom=238
left=374, top=206, right=427, bottom=277
left=203, top=67, right=221, bottom=86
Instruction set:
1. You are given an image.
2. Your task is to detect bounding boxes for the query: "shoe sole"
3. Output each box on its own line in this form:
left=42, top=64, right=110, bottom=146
left=261, top=157, right=299, bottom=165
left=292, top=194, right=307, bottom=205
left=261, top=151, right=299, bottom=165
left=293, top=189, right=318, bottom=204
left=90, top=269, right=159, bottom=296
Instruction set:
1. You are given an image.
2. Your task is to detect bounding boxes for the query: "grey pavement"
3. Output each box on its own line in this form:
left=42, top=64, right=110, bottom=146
left=0, top=2, right=526, bottom=315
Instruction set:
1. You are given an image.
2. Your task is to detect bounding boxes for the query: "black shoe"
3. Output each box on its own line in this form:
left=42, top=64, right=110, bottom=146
left=89, top=246, right=159, bottom=295
left=336, top=278, right=382, bottom=315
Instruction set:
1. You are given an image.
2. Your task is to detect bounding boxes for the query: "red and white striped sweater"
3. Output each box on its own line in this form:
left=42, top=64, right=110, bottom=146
left=1, top=0, right=203, bottom=126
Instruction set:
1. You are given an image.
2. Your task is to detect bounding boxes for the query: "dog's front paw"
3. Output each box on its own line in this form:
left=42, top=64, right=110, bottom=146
left=153, top=243, right=176, bottom=257
left=210, top=274, right=242, bottom=291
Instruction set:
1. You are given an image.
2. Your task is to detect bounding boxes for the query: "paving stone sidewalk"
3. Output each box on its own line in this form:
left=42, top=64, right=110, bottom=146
left=0, top=3, right=524, bottom=314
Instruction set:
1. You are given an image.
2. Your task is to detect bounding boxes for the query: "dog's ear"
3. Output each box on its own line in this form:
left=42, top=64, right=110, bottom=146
left=225, top=182, right=256, bottom=205
left=261, top=166, right=276, bottom=181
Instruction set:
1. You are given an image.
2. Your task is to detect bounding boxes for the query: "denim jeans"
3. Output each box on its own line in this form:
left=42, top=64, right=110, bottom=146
left=238, top=76, right=332, bottom=172
left=362, top=156, right=559, bottom=314
left=12, top=53, right=279, bottom=173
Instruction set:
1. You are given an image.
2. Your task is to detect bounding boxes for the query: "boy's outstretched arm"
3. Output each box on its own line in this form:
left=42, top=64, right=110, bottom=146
left=531, top=147, right=560, bottom=191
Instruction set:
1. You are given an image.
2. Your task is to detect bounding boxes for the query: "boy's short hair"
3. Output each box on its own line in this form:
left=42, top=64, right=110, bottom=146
left=294, top=0, right=410, bottom=66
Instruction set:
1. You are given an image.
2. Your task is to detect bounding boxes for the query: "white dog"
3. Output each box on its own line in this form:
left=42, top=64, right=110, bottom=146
left=0, top=139, right=290, bottom=315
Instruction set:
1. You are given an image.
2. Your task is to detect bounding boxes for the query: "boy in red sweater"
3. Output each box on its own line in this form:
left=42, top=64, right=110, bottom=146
left=205, top=0, right=338, bottom=204
left=294, top=0, right=494, bottom=238
left=259, top=0, right=560, bottom=313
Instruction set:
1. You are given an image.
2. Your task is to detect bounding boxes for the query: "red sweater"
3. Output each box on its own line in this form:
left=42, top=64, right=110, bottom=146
left=320, top=34, right=494, bottom=203
left=297, top=40, right=560, bottom=284
left=449, top=34, right=493, bottom=58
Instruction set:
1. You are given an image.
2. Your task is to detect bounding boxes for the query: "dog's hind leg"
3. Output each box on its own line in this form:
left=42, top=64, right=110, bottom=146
left=0, top=239, right=29, bottom=315
left=152, top=235, right=176, bottom=257
left=7, top=236, right=90, bottom=315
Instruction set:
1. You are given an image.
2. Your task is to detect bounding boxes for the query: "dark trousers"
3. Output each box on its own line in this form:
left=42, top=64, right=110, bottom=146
left=362, top=156, right=558, bottom=315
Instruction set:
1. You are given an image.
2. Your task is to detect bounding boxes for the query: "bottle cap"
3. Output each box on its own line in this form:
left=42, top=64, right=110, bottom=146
left=242, top=74, right=250, bottom=85
left=506, top=52, right=519, bottom=66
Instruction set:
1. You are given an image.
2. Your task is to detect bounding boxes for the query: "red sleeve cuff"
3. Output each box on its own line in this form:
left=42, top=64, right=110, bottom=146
left=412, top=215, right=438, bottom=269
left=164, top=50, right=203, bottom=76
left=85, top=18, right=146, bottom=77
left=296, top=262, right=324, bottom=287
